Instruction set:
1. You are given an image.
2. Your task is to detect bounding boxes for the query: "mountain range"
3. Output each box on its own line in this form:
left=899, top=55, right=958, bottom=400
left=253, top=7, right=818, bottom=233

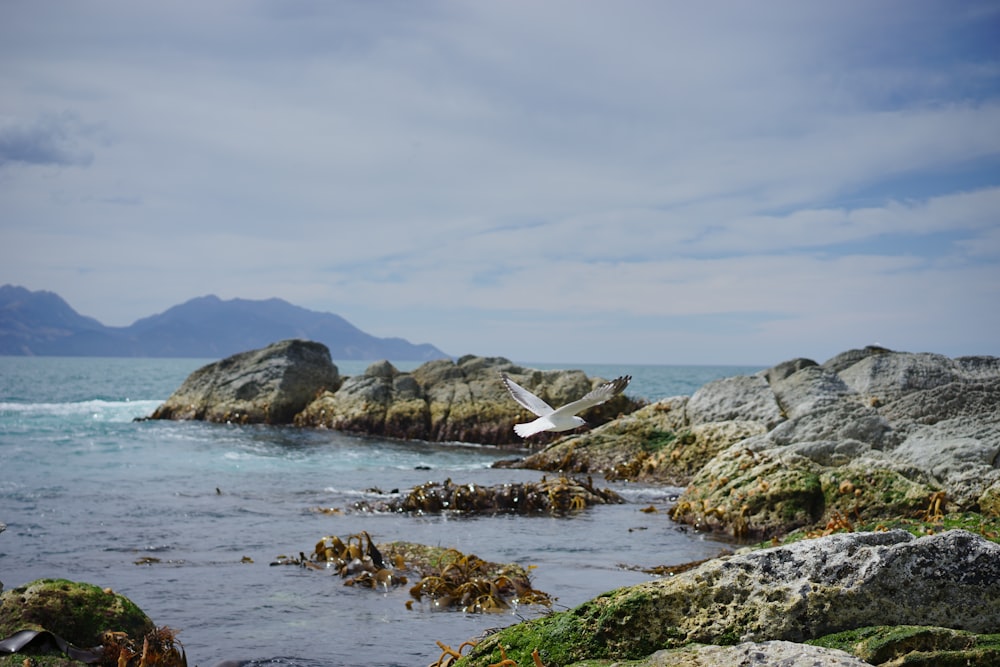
left=0, top=284, right=449, bottom=360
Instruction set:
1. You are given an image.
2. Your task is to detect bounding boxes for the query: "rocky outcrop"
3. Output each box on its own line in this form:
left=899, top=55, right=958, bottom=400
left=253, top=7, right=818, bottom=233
left=294, top=355, right=641, bottom=444
left=149, top=339, right=340, bottom=424
left=503, top=398, right=765, bottom=485
left=510, top=346, right=1000, bottom=539
left=670, top=348, right=1000, bottom=538
left=148, top=345, right=641, bottom=444
left=460, top=529, right=1000, bottom=666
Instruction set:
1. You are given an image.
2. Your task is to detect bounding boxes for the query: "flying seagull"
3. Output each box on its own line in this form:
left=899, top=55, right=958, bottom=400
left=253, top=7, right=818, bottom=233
left=500, top=372, right=632, bottom=438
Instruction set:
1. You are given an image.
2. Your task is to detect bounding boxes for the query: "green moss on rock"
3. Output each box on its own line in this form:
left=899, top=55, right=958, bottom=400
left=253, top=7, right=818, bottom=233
left=809, top=625, right=1000, bottom=666
left=0, top=579, right=153, bottom=649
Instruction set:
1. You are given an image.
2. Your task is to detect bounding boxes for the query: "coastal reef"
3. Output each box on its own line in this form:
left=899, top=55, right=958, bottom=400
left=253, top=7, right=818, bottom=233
left=148, top=343, right=642, bottom=444
left=0, top=579, right=184, bottom=667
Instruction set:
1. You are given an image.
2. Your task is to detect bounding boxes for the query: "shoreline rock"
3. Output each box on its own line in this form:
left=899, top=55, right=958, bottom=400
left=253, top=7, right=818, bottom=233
left=506, top=346, right=1000, bottom=541
left=149, top=344, right=643, bottom=445
left=458, top=529, right=1000, bottom=666
left=148, top=339, right=340, bottom=424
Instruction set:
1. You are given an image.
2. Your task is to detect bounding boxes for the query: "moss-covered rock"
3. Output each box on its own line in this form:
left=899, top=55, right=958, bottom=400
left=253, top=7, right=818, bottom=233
left=669, top=445, right=827, bottom=539
left=0, top=579, right=153, bottom=651
left=455, top=530, right=1000, bottom=667
left=562, top=640, right=872, bottom=666
left=809, top=625, right=1000, bottom=666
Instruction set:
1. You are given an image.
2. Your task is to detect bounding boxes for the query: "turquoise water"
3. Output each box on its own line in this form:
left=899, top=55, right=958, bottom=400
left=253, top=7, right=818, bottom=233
left=0, top=357, right=756, bottom=666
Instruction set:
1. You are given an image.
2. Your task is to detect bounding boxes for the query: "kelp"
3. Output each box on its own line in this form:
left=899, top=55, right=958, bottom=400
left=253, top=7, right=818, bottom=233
left=407, top=548, right=552, bottom=613
left=355, top=476, right=623, bottom=516
left=272, top=533, right=552, bottom=613
left=0, top=626, right=185, bottom=667
left=271, top=531, right=406, bottom=589
left=99, top=626, right=186, bottom=667
left=429, top=640, right=547, bottom=667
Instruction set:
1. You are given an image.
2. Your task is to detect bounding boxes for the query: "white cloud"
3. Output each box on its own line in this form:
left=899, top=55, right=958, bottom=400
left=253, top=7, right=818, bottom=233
left=0, top=0, right=997, bottom=363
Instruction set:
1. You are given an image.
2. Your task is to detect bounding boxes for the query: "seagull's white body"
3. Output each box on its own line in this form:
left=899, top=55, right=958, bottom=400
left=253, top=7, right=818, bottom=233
left=500, top=372, right=632, bottom=438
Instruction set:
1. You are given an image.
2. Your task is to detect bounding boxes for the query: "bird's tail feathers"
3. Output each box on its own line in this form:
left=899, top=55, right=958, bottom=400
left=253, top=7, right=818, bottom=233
left=513, top=422, right=545, bottom=438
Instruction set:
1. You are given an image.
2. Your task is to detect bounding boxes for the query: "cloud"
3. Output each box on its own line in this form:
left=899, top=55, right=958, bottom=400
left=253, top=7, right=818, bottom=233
left=0, top=111, right=99, bottom=167
left=0, top=1, right=997, bottom=363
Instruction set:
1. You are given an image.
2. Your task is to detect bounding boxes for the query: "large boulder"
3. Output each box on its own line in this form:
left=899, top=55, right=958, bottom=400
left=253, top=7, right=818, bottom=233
left=459, top=530, right=1000, bottom=666
left=295, top=355, right=641, bottom=445
left=148, top=339, right=341, bottom=424
left=0, top=579, right=153, bottom=650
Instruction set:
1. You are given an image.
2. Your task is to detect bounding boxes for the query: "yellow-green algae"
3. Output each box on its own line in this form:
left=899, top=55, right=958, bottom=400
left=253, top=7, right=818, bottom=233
left=808, top=625, right=1000, bottom=666
left=0, top=579, right=152, bottom=648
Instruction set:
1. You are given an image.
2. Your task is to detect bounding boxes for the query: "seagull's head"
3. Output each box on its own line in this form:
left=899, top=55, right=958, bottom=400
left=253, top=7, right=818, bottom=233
left=571, top=416, right=587, bottom=429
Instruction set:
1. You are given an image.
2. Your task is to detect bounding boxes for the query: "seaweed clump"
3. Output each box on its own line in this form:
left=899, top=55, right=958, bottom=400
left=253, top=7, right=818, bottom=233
left=356, top=476, right=623, bottom=515
left=99, top=626, right=186, bottom=667
left=271, top=533, right=551, bottom=613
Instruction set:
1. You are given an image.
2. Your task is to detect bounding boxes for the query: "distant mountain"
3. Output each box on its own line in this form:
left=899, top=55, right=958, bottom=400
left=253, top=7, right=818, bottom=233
left=0, top=285, right=450, bottom=360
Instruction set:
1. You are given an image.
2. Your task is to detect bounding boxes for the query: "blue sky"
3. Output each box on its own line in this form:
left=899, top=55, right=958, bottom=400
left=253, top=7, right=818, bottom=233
left=1, top=1, right=998, bottom=364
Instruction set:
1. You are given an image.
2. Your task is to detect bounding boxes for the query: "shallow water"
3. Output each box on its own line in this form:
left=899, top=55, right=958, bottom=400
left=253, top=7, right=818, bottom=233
left=0, top=357, right=752, bottom=666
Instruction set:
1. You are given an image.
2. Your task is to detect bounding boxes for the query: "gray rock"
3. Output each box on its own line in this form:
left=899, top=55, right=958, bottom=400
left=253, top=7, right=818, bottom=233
left=671, top=348, right=1000, bottom=537
left=839, top=351, right=965, bottom=398
left=763, top=356, right=818, bottom=383
left=888, top=418, right=1000, bottom=506
left=768, top=398, right=895, bottom=449
left=822, top=345, right=893, bottom=374
left=769, top=364, right=853, bottom=419
left=686, top=374, right=785, bottom=429
left=620, top=641, right=872, bottom=667
left=148, top=339, right=340, bottom=424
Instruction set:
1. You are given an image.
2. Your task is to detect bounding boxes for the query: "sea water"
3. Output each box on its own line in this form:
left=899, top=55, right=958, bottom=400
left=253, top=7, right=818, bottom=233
left=0, top=357, right=760, bottom=667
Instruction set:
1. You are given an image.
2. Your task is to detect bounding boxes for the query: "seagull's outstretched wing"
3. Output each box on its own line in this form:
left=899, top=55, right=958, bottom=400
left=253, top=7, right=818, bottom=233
left=550, top=375, right=632, bottom=419
left=500, top=373, right=554, bottom=417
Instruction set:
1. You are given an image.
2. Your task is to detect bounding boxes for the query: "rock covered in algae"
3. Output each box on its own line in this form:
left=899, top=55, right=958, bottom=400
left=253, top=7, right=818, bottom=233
left=808, top=625, right=1000, bottom=667
left=0, top=579, right=153, bottom=650
left=530, top=346, right=1000, bottom=540
left=457, top=529, right=1000, bottom=666
left=295, top=355, right=641, bottom=444
left=503, top=398, right=764, bottom=486
left=598, top=640, right=873, bottom=667
left=149, top=338, right=340, bottom=424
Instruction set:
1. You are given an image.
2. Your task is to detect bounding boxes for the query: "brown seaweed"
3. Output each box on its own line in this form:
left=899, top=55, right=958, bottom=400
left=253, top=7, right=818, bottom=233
left=355, top=476, right=623, bottom=516
left=272, top=533, right=552, bottom=613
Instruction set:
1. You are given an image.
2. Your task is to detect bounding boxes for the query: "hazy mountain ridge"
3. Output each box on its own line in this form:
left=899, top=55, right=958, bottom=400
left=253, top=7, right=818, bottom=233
left=0, top=285, right=449, bottom=360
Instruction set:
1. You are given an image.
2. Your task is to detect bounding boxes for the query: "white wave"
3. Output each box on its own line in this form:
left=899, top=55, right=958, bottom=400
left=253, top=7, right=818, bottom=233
left=0, top=399, right=161, bottom=422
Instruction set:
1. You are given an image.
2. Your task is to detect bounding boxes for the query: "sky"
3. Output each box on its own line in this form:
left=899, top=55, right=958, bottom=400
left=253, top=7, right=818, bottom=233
left=2, top=1, right=999, bottom=365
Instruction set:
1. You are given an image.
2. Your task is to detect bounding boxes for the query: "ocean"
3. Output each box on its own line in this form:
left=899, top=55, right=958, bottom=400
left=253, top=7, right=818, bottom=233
left=0, top=357, right=761, bottom=667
